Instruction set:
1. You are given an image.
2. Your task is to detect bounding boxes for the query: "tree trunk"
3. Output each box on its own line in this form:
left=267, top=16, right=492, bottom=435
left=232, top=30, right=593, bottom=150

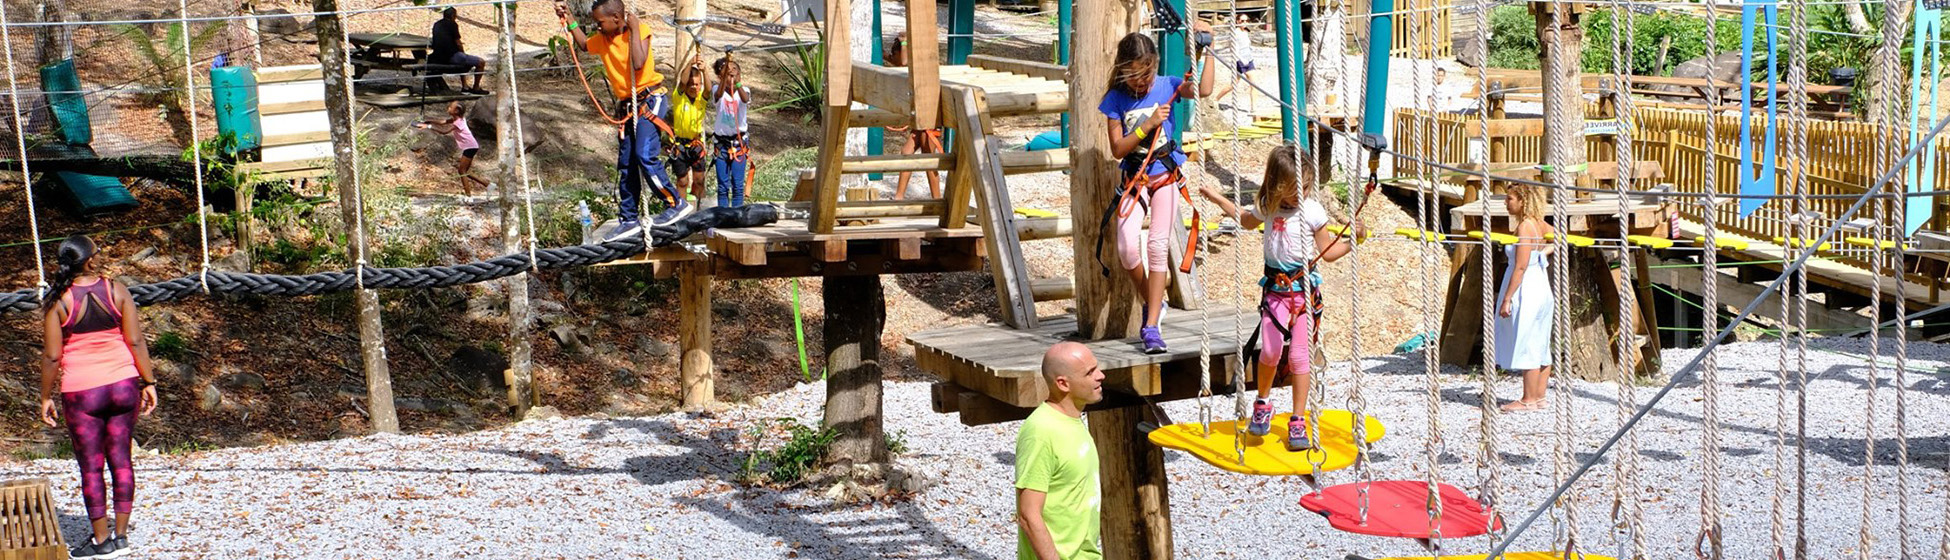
left=1533, top=3, right=1585, bottom=189
left=1070, top=0, right=1145, bottom=339
left=1842, top=1, right=1876, bottom=35
left=822, top=275, right=887, bottom=469
left=34, top=0, right=67, bottom=67
left=675, top=0, right=705, bottom=75
left=315, top=0, right=398, bottom=434
left=493, top=3, right=536, bottom=416
left=1088, top=404, right=1173, bottom=560
left=1556, top=247, right=1620, bottom=382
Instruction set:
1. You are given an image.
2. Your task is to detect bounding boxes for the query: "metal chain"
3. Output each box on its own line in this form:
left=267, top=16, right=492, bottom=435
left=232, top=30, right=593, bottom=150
left=1540, top=2, right=1580, bottom=552
left=1344, top=1, right=1375, bottom=522
left=1696, top=1, right=1726, bottom=556
left=1410, top=5, right=1446, bottom=545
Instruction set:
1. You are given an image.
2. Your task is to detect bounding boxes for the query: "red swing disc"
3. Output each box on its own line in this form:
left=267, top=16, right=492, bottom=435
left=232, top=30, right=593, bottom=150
left=1299, top=480, right=1501, bottom=539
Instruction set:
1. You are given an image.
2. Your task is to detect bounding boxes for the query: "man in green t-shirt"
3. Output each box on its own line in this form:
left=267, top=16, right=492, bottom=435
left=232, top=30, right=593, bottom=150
left=1015, top=342, right=1106, bottom=560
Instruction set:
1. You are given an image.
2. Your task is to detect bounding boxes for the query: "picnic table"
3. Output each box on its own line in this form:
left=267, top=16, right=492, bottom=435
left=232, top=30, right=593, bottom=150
left=347, top=32, right=432, bottom=78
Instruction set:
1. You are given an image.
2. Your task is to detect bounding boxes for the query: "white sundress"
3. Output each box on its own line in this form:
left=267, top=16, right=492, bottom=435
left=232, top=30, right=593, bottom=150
left=1493, top=243, right=1553, bottom=371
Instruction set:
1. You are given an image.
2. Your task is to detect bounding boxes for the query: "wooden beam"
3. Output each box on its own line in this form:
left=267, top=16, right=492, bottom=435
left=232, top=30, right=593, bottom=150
left=967, top=55, right=1069, bottom=82
left=259, top=99, right=327, bottom=115
left=851, top=63, right=917, bottom=114
left=707, top=234, right=769, bottom=266
left=679, top=261, right=715, bottom=410
left=814, top=239, right=849, bottom=262
left=948, top=85, right=1039, bottom=328
left=261, top=130, right=332, bottom=147
left=929, top=381, right=962, bottom=413
left=886, top=237, right=923, bottom=260
left=810, top=0, right=854, bottom=235
left=999, top=148, right=1070, bottom=173
left=711, top=244, right=985, bottom=280
left=1032, top=276, right=1075, bottom=302
left=1013, top=216, right=1074, bottom=241
left=939, top=89, right=978, bottom=229
left=848, top=108, right=910, bottom=128
left=1091, top=406, right=1173, bottom=560
left=907, top=0, right=940, bottom=130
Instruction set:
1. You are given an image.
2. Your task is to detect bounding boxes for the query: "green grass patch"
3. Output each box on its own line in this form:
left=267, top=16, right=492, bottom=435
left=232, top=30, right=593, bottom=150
left=752, top=147, right=817, bottom=203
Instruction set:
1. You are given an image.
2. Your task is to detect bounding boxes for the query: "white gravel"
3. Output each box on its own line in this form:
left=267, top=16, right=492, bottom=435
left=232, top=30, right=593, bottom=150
left=3, top=338, right=1946, bottom=559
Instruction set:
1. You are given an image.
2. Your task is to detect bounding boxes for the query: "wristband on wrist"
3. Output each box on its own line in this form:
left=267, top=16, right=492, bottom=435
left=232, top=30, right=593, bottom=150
left=137, top=379, right=156, bottom=388
left=566, top=21, right=579, bottom=31
left=1134, top=127, right=1149, bottom=140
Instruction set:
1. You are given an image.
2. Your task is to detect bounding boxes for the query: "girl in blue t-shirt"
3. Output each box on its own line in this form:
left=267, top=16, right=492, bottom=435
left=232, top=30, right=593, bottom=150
left=1098, top=27, right=1216, bottom=354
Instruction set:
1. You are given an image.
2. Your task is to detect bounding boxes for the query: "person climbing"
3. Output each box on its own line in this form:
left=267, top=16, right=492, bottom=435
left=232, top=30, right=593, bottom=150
left=709, top=52, right=752, bottom=208
left=1197, top=143, right=1360, bottom=451
left=1495, top=185, right=1556, bottom=412
left=885, top=32, right=942, bottom=200
left=411, top=100, right=491, bottom=195
left=556, top=0, right=688, bottom=240
left=1097, top=26, right=1217, bottom=354
left=430, top=7, right=489, bottom=94
left=38, top=235, right=159, bottom=559
left=1015, top=342, right=1105, bottom=560
left=669, top=54, right=712, bottom=207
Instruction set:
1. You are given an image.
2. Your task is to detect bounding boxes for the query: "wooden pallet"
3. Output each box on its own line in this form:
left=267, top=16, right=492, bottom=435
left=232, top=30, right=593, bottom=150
left=0, top=478, right=66, bottom=560
left=242, top=64, right=332, bottom=182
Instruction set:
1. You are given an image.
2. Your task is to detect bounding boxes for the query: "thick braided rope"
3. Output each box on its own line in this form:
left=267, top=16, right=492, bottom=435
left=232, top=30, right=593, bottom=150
left=1780, top=0, right=1817, bottom=553
left=1343, top=5, right=1375, bottom=521
left=1541, top=3, right=1579, bottom=551
left=178, top=0, right=212, bottom=290
left=1228, top=13, right=1250, bottom=428
left=0, top=0, right=48, bottom=296
left=1697, top=1, right=1726, bottom=556
left=1186, top=27, right=1215, bottom=438
left=1469, top=0, right=1503, bottom=547
left=1879, top=1, right=1918, bottom=554
left=1604, top=3, right=1648, bottom=557
left=0, top=218, right=770, bottom=313
left=1861, top=4, right=1890, bottom=554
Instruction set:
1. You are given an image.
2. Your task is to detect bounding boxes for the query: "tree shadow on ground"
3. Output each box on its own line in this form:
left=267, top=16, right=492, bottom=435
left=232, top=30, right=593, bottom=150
left=674, top=491, right=999, bottom=560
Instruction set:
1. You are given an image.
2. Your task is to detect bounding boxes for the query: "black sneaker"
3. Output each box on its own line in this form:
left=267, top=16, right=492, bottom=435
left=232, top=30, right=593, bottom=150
left=70, top=537, right=115, bottom=559
left=110, top=534, right=130, bottom=558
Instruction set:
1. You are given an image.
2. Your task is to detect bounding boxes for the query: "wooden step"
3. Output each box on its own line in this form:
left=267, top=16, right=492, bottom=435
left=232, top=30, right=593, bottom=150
left=256, top=64, right=324, bottom=83
left=1031, top=277, right=1074, bottom=302
left=1011, top=216, right=1073, bottom=241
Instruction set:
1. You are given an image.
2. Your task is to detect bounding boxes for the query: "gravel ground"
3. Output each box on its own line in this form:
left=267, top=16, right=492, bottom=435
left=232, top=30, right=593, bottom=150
left=4, top=338, right=1945, bottom=559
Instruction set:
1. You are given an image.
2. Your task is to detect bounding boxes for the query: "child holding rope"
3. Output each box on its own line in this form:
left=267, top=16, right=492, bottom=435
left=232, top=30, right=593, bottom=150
left=1098, top=27, right=1217, bottom=355
left=670, top=54, right=711, bottom=207
left=410, top=101, right=490, bottom=196
left=1495, top=185, right=1556, bottom=412
left=710, top=52, right=752, bottom=207
left=556, top=0, right=687, bottom=240
left=1198, top=144, right=1359, bottom=451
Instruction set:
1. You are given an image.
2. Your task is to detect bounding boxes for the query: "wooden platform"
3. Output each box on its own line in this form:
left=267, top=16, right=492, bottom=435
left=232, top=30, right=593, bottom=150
left=1671, top=218, right=1941, bottom=311
left=910, top=308, right=1258, bottom=425
left=593, top=216, right=989, bottom=281
left=1449, top=192, right=1664, bottom=232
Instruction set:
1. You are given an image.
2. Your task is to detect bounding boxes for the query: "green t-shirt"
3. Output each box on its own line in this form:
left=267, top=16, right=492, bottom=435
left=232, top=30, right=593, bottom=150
left=1015, top=403, right=1101, bottom=560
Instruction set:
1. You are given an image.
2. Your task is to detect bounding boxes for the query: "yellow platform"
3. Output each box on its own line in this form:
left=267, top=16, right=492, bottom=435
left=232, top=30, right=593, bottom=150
left=1147, top=410, right=1385, bottom=476
left=1362, top=553, right=1616, bottom=560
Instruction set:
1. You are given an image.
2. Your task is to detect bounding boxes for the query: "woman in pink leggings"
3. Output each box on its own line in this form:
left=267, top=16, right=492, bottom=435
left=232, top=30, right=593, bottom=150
left=38, top=235, right=158, bottom=559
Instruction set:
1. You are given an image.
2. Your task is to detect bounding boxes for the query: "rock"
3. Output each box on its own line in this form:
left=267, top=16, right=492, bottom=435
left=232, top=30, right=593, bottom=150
left=713, top=302, right=740, bottom=319
left=126, top=247, right=157, bottom=264
left=550, top=324, right=590, bottom=354
left=521, top=405, right=564, bottom=422
left=153, top=359, right=195, bottom=385
left=397, top=397, right=462, bottom=413
left=218, top=372, right=268, bottom=392
left=449, top=345, right=511, bottom=394
left=888, top=466, right=934, bottom=494
left=198, top=385, right=224, bottom=412
left=611, top=368, right=640, bottom=388
left=533, top=299, right=569, bottom=324
left=636, top=336, right=674, bottom=358
left=257, top=8, right=309, bottom=36
left=467, top=91, right=546, bottom=153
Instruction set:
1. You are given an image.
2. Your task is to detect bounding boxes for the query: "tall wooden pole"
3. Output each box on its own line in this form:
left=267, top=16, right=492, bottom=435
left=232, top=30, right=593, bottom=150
left=679, top=262, right=714, bottom=409
left=315, top=0, right=398, bottom=433
left=1069, top=0, right=1173, bottom=556
left=1534, top=3, right=1587, bottom=188
left=494, top=2, right=535, bottom=416
left=674, top=0, right=704, bottom=71
left=822, top=275, right=888, bottom=469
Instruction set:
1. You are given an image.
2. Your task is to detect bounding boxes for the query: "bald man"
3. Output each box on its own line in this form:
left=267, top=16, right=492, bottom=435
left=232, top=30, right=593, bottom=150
left=1014, top=342, right=1106, bottom=560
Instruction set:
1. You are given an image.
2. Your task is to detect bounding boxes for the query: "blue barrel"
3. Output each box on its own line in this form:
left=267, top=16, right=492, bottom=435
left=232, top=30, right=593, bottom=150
left=209, top=66, right=261, bottom=152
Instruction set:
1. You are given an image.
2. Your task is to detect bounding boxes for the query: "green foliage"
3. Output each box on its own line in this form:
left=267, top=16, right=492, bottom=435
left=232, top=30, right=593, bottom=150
left=751, top=147, right=817, bottom=202
left=113, top=21, right=228, bottom=110
left=259, top=238, right=335, bottom=270
left=762, top=26, right=828, bottom=117
left=885, top=429, right=909, bottom=456
left=11, top=440, right=74, bottom=462
left=539, top=187, right=612, bottom=247
left=150, top=331, right=192, bottom=362
left=1486, top=6, right=1541, bottom=70
left=160, top=439, right=221, bottom=455
left=1578, top=9, right=1742, bottom=76
left=739, top=417, right=838, bottom=487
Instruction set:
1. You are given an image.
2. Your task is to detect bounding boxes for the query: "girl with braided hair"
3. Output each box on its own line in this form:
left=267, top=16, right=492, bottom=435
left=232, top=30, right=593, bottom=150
left=38, top=234, right=159, bottom=558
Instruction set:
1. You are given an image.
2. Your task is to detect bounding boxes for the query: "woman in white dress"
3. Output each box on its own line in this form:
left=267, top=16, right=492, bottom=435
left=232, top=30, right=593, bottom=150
left=1494, top=185, right=1555, bottom=412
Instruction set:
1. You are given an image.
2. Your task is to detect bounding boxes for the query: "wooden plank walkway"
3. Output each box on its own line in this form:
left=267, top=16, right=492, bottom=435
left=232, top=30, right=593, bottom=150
left=1671, top=219, right=1940, bottom=311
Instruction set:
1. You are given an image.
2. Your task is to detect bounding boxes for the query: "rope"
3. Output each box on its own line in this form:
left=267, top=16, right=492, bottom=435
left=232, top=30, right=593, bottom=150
left=0, top=0, right=47, bottom=297
left=1695, top=0, right=1726, bottom=556
left=1411, top=9, right=1446, bottom=545
left=1539, top=3, right=1580, bottom=553
left=177, top=0, right=212, bottom=292
left=499, top=2, right=540, bottom=271
left=1605, top=1, right=1649, bottom=556
left=1468, top=0, right=1504, bottom=548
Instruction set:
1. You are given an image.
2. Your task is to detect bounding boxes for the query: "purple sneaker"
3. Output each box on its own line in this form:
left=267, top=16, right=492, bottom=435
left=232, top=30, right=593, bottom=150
left=1247, top=399, right=1274, bottom=436
left=1286, top=416, right=1315, bottom=451
left=1140, top=326, right=1168, bottom=354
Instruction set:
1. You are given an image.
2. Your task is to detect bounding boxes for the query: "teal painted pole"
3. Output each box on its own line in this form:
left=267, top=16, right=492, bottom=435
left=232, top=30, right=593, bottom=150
left=1275, top=0, right=1307, bottom=148
left=949, top=0, right=974, bottom=64
left=1361, top=0, right=1392, bottom=147
left=1059, top=0, right=1072, bottom=147
left=1159, top=0, right=1189, bottom=142
left=868, top=0, right=885, bottom=181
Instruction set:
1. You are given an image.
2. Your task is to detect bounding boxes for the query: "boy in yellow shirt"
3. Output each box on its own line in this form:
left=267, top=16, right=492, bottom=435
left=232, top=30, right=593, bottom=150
left=669, top=55, right=710, bottom=207
left=556, top=0, right=686, bottom=239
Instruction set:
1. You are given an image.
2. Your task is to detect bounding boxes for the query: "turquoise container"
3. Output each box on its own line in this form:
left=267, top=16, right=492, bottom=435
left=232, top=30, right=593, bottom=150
left=209, top=66, right=261, bottom=152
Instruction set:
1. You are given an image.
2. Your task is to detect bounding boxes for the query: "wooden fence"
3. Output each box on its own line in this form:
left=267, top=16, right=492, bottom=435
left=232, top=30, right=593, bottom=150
left=1394, top=107, right=1947, bottom=246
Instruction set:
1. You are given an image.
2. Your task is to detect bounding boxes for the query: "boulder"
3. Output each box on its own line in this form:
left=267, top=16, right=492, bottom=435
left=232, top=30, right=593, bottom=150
left=1657, top=52, right=1745, bottom=103
left=256, top=8, right=309, bottom=36
left=635, top=335, right=673, bottom=358
left=449, top=345, right=511, bottom=394
left=198, top=385, right=224, bottom=411
left=217, top=372, right=268, bottom=392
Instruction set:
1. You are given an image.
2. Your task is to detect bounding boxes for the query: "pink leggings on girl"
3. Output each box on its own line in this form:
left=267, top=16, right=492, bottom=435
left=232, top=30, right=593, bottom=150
left=1259, top=291, right=1314, bottom=376
left=1116, top=180, right=1181, bottom=273
left=62, top=377, right=139, bottom=520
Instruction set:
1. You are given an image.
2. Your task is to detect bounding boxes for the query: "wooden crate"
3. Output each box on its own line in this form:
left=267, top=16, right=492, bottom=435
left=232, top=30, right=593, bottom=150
left=0, top=478, right=66, bottom=560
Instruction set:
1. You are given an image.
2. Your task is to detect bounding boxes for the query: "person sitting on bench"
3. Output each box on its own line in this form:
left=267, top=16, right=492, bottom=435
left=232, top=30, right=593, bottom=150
left=430, top=7, right=488, bottom=93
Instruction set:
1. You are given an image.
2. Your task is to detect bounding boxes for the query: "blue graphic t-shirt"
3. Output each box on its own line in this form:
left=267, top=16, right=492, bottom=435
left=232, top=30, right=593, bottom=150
left=1098, top=75, right=1186, bottom=177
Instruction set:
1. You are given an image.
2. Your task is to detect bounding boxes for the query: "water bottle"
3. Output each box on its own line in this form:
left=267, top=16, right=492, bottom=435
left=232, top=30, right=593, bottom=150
left=576, top=200, right=593, bottom=244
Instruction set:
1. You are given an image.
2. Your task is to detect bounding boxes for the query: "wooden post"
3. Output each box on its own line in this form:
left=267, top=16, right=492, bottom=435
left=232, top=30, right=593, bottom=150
left=315, top=0, right=397, bottom=433
left=675, top=0, right=704, bottom=70
left=1088, top=404, right=1173, bottom=560
left=907, top=0, right=940, bottom=131
left=494, top=2, right=536, bottom=415
left=233, top=181, right=254, bottom=270
left=1485, top=88, right=1506, bottom=197
left=810, top=0, right=856, bottom=234
left=1070, top=0, right=1144, bottom=340
left=1533, top=3, right=1587, bottom=190
left=679, top=261, right=715, bottom=409
left=822, top=275, right=888, bottom=468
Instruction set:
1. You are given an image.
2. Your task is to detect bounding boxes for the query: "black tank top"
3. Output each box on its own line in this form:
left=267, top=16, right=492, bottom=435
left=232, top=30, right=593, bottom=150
left=61, top=279, right=122, bottom=337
